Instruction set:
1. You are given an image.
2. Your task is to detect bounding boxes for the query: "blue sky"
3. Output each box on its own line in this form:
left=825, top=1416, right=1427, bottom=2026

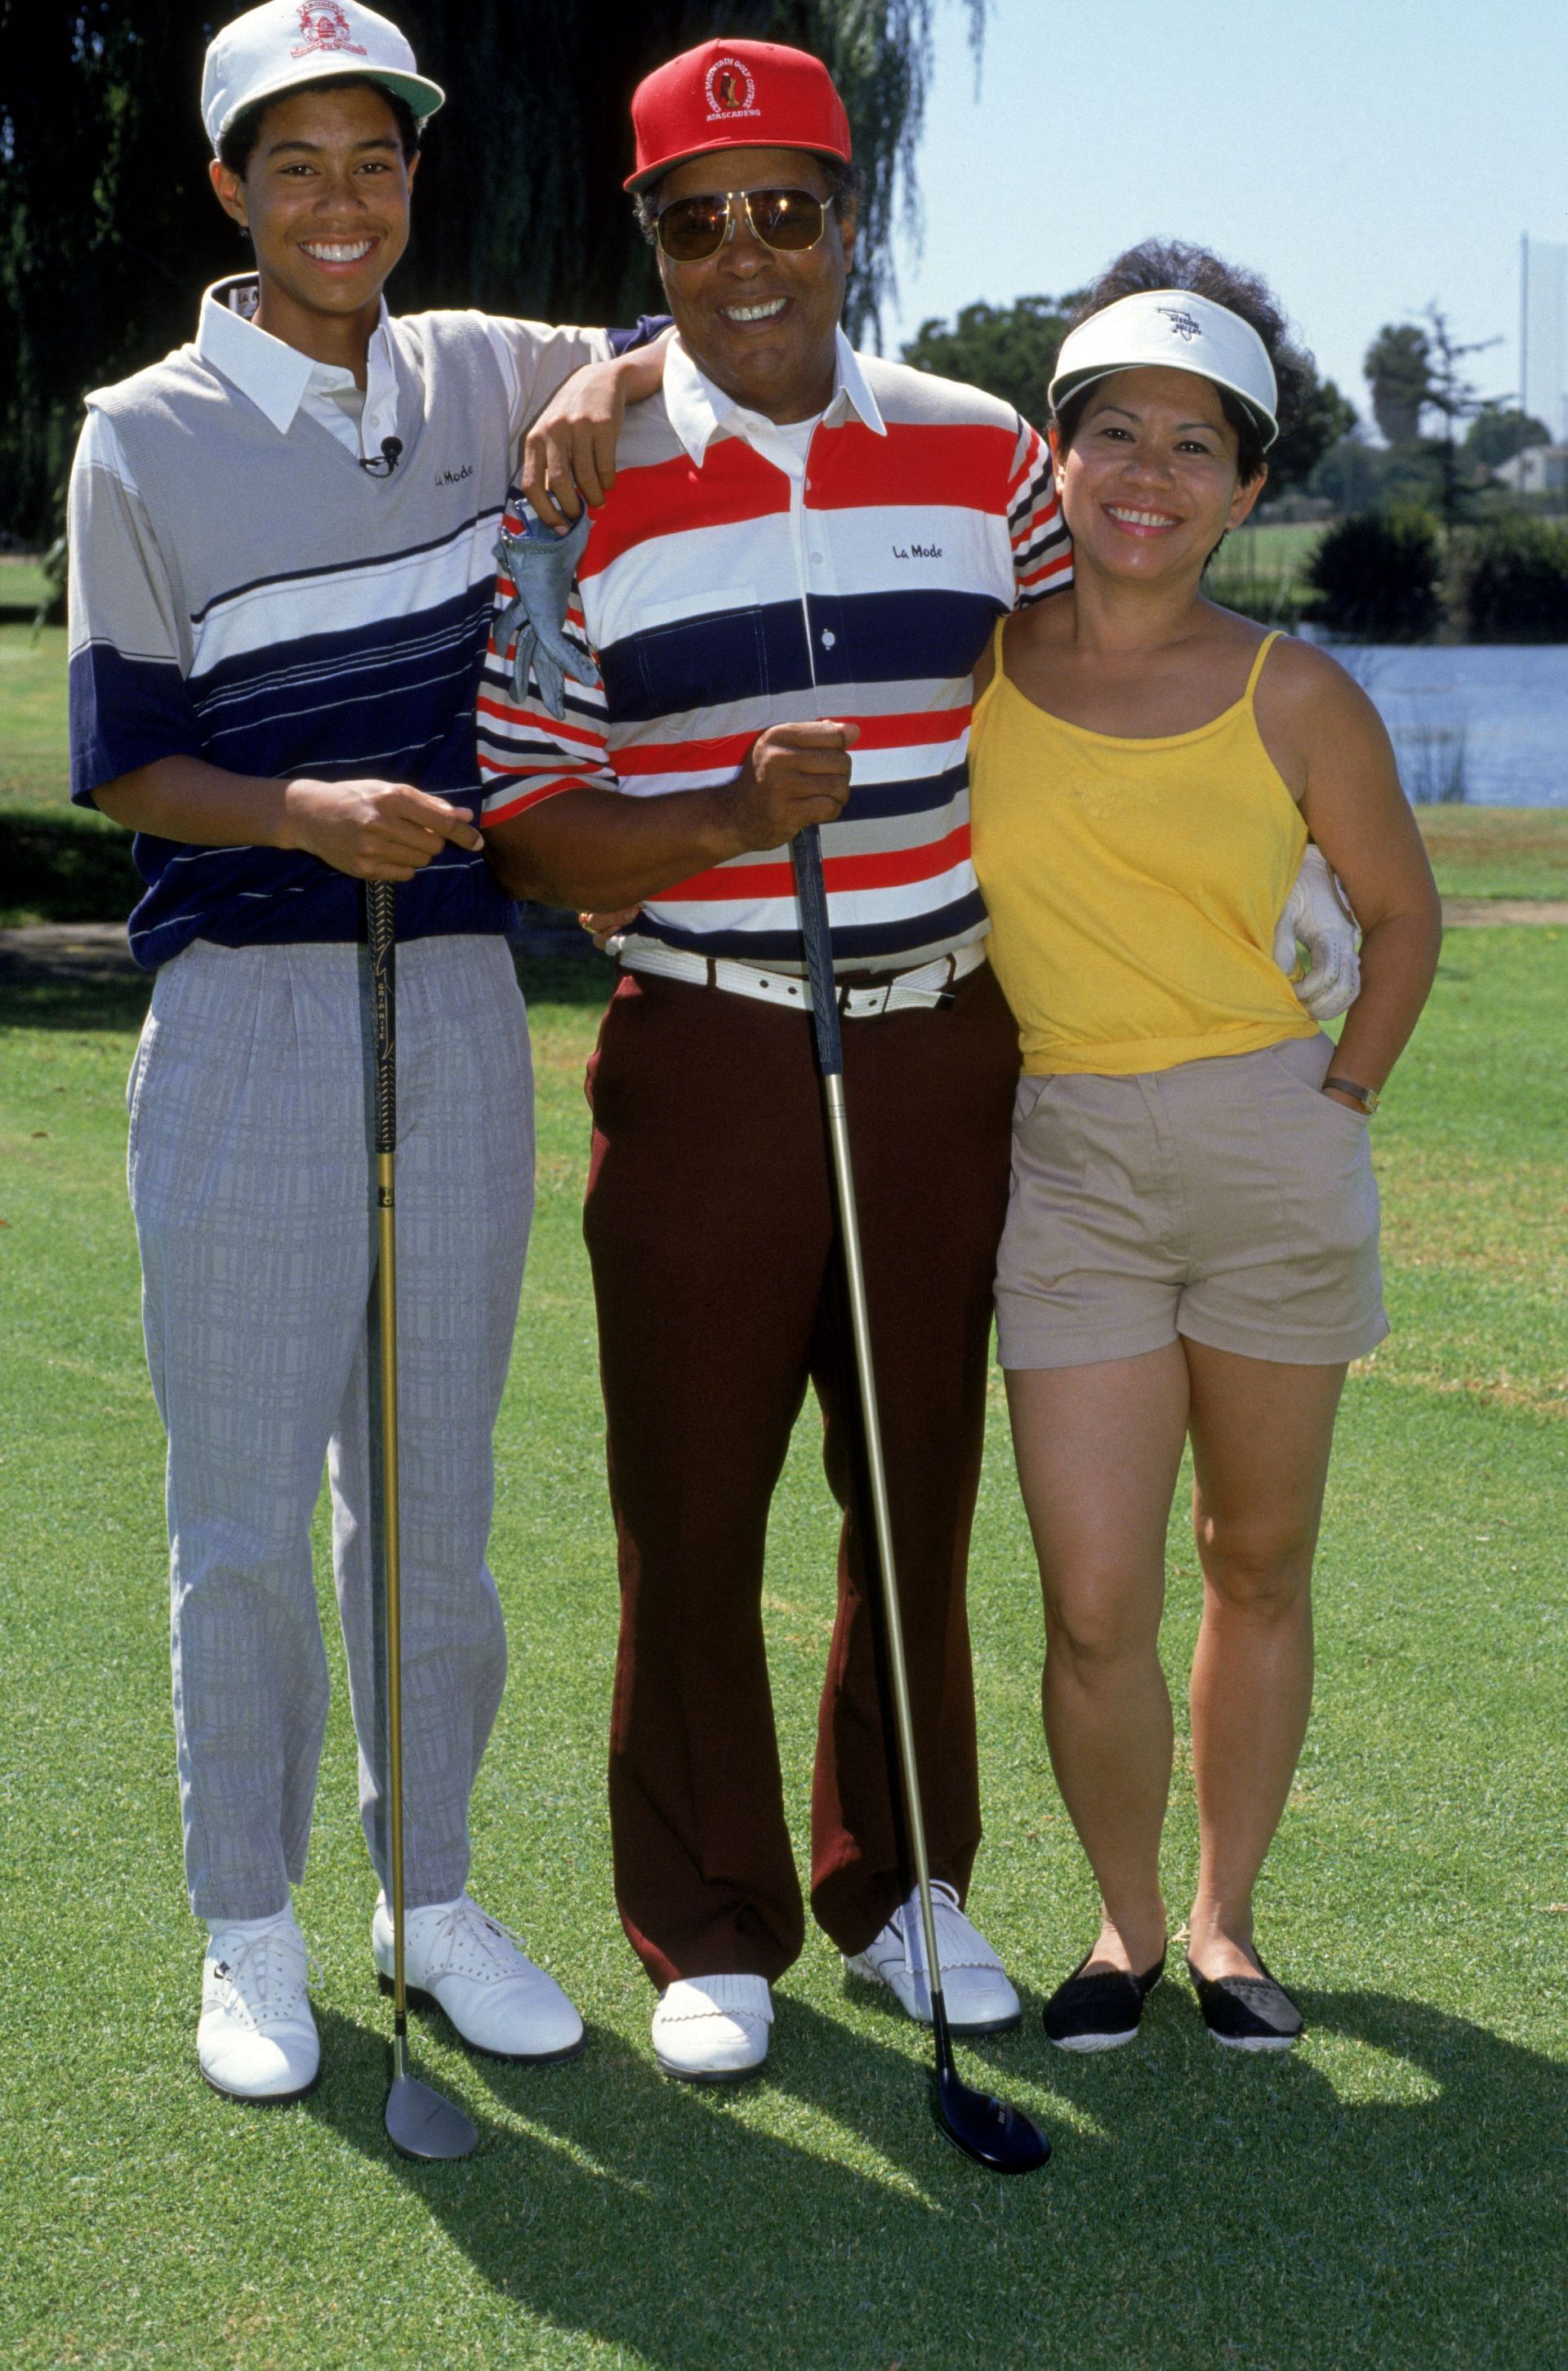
left=884, top=0, right=1568, bottom=426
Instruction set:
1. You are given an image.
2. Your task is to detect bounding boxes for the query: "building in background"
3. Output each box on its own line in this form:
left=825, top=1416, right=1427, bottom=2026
left=1492, top=443, right=1568, bottom=495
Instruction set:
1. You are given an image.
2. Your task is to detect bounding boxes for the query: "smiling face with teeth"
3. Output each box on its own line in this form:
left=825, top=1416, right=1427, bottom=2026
left=210, top=82, right=417, bottom=378
left=1051, top=366, right=1267, bottom=592
left=653, top=145, right=856, bottom=426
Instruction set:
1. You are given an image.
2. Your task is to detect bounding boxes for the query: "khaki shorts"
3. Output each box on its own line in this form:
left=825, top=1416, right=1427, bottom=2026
left=995, top=1032, right=1389, bottom=1370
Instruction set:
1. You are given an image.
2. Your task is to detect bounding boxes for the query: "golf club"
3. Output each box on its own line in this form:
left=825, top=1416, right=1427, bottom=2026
left=791, top=823, right=1050, bottom=2178
left=367, top=880, right=479, bottom=2164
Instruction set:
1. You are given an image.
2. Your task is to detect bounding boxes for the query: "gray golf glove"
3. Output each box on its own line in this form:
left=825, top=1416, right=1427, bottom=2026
left=1274, top=842, right=1361, bottom=1022
left=492, top=502, right=600, bottom=722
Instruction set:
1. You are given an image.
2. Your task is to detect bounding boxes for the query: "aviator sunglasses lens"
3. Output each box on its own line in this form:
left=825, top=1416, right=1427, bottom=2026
left=657, top=189, right=828, bottom=261
left=746, top=189, right=826, bottom=248
left=657, top=197, right=729, bottom=261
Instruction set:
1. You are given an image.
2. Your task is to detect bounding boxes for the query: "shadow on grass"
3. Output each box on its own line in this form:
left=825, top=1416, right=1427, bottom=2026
left=306, top=1985, right=1568, bottom=2368
left=0, top=804, right=626, bottom=968
left=0, top=945, right=606, bottom=1036
left=0, top=968, right=152, bottom=1032
left=0, top=809, right=141, bottom=924
left=513, top=950, right=617, bottom=1011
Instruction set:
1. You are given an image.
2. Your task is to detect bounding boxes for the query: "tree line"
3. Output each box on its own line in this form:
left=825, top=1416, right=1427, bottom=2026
left=0, top=0, right=971, bottom=544
left=901, top=296, right=1539, bottom=519
left=1, top=3, right=1526, bottom=548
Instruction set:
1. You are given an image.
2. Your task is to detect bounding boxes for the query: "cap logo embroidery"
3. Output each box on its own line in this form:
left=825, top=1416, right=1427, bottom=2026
left=705, top=56, right=760, bottom=121
left=1157, top=308, right=1204, bottom=342
left=291, top=4, right=368, bottom=60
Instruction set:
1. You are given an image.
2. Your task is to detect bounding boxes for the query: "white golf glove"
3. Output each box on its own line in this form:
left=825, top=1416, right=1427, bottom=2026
left=1274, top=843, right=1361, bottom=1022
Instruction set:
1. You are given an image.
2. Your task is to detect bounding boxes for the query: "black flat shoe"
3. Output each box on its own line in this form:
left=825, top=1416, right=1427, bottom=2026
left=1043, top=1944, right=1166, bottom=2052
left=1186, top=1954, right=1303, bottom=2051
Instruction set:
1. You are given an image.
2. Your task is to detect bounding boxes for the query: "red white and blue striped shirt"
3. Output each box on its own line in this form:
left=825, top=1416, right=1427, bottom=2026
left=477, top=331, right=1070, bottom=971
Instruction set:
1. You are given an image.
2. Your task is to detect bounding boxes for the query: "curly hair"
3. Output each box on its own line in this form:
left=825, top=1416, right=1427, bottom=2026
left=1054, top=238, right=1314, bottom=484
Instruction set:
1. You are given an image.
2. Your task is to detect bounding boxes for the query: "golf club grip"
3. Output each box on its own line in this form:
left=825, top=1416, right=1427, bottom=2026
left=367, top=881, right=397, bottom=1154
left=791, top=827, right=843, bottom=1079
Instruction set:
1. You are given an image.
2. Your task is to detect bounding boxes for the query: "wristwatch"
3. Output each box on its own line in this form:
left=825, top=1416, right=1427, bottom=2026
left=1322, top=1075, right=1380, bottom=1114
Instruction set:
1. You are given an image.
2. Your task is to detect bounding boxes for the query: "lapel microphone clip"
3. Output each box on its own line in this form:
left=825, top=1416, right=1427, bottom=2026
left=359, top=436, right=403, bottom=479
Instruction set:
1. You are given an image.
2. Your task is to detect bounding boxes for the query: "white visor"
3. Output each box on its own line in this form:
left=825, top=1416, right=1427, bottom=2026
left=1049, top=289, right=1280, bottom=452
left=203, top=1, right=445, bottom=153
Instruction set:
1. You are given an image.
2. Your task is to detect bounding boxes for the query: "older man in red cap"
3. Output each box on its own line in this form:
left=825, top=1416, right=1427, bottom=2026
left=479, top=38, right=1071, bottom=2081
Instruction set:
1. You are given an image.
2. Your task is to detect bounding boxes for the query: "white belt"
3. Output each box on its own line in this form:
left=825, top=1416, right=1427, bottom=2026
left=615, top=937, right=987, bottom=1017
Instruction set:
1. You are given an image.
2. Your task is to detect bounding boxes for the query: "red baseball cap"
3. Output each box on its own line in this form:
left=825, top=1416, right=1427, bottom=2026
left=625, top=38, right=853, bottom=192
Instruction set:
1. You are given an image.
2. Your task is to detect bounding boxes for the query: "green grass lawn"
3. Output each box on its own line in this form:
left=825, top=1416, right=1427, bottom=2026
left=1413, top=806, right=1568, bottom=899
left=1205, top=519, right=1325, bottom=621
left=0, top=555, right=53, bottom=615
left=3, top=933, right=1566, bottom=2369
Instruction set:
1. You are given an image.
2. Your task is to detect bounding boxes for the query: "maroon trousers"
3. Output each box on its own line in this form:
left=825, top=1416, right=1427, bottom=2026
left=582, top=962, right=1020, bottom=1988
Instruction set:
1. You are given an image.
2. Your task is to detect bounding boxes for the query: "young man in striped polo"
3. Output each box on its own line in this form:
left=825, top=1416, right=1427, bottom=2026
left=68, top=0, right=657, bottom=2104
left=479, top=38, right=1071, bottom=2081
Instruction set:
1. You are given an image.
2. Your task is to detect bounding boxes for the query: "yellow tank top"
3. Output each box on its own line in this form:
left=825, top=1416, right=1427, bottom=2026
left=970, top=624, right=1318, bottom=1076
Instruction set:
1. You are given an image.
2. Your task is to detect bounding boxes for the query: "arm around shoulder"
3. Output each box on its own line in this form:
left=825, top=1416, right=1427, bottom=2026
left=518, top=330, right=673, bottom=530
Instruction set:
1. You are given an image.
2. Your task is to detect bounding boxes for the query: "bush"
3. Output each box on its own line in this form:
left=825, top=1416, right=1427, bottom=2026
left=1457, top=517, right=1568, bottom=641
left=1303, top=506, right=1444, bottom=640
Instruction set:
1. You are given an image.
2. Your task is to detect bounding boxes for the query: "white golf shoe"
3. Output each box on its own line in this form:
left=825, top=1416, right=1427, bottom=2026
left=844, top=1883, right=1022, bottom=2035
left=198, top=1909, right=319, bottom=2103
left=372, top=1892, right=584, bottom=2063
left=651, top=1976, right=773, bottom=2082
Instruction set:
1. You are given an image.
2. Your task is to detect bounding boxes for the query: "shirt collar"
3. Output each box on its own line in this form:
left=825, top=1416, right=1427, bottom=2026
left=664, top=324, right=886, bottom=468
left=195, top=275, right=397, bottom=439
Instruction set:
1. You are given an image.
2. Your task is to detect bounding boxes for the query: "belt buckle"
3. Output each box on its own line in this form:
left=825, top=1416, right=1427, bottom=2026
left=830, top=952, right=966, bottom=1019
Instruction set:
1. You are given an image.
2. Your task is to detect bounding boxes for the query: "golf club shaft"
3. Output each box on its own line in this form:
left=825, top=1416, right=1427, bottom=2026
left=818, top=1078, right=948, bottom=2016
left=791, top=828, right=949, bottom=2025
left=367, top=881, right=408, bottom=2075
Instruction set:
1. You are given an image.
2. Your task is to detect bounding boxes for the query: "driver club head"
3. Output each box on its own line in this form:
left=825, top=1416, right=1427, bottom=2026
left=931, top=2064, right=1051, bottom=2177
left=385, top=2070, right=479, bottom=2163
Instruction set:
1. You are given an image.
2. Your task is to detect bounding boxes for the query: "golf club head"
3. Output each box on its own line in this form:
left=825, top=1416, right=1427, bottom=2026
left=931, top=2064, right=1051, bottom=2177
left=385, top=2070, right=479, bottom=2163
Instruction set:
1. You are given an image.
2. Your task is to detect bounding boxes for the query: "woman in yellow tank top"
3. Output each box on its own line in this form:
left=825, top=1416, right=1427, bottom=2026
left=970, top=243, right=1441, bottom=2054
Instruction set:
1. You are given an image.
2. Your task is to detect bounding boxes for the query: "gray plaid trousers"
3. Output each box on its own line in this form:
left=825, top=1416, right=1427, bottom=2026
left=127, top=935, right=532, bottom=1920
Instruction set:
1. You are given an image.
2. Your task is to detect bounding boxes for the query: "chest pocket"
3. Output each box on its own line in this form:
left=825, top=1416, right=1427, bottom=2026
left=633, top=586, right=768, bottom=715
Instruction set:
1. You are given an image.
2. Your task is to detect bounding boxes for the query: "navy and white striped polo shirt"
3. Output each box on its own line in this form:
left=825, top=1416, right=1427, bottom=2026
left=68, top=275, right=617, bottom=970
left=477, top=330, right=1071, bottom=972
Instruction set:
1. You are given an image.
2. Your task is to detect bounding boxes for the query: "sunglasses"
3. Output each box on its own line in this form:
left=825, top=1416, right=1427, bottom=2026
left=654, top=186, right=835, bottom=265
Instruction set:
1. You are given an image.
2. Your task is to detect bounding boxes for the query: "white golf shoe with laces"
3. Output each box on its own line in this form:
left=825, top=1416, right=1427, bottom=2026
left=371, top=1892, right=584, bottom=2063
left=651, top=1976, right=773, bottom=2081
left=844, top=1882, right=1022, bottom=2035
left=198, top=1908, right=319, bottom=2103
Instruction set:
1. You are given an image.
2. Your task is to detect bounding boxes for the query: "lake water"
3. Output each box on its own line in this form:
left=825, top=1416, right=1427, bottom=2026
left=1320, top=644, right=1568, bottom=807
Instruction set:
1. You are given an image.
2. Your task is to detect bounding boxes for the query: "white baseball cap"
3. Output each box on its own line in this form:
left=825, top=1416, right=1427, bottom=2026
left=1049, top=289, right=1280, bottom=451
left=202, top=1, right=445, bottom=154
